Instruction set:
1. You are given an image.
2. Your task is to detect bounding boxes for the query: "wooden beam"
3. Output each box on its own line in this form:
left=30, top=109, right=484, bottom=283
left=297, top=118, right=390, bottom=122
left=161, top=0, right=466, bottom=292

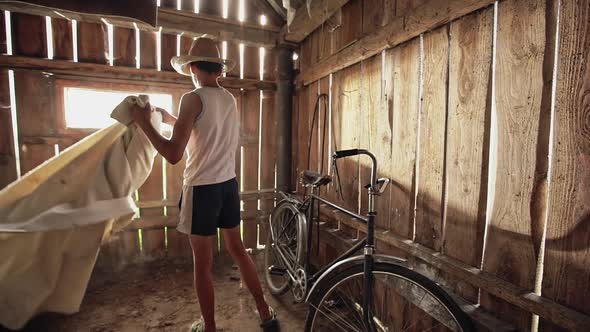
left=0, top=3, right=278, bottom=48
left=284, top=0, right=349, bottom=43
left=250, top=0, right=286, bottom=23
left=126, top=210, right=271, bottom=231
left=157, top=8, right=279, bottom=48
left=297, top=0, right=496, bottom=85
left=0, top=0, right=156, bottom=26
left=263, top=0, right=287, bottom=20
left=0, top=55, right=276, bottom=90
left=318, top=205, right=590, bottom=331
left=135, top=190, right=276, bottom=209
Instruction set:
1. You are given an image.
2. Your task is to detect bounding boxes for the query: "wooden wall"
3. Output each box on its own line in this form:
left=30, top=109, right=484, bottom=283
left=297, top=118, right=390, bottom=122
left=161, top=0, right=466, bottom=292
left=294, top=0, right=590, bottom=330
left=0, top=1, right=279, bottom=268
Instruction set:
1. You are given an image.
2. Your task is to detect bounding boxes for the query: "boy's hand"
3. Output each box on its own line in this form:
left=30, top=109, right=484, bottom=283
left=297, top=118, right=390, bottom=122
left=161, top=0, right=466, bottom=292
left=130, top=102, right=152, bottom=126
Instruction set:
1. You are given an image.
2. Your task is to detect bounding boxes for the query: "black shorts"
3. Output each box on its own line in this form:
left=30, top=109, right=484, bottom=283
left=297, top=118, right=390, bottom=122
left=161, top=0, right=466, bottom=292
left=178, top=178, right=241, bottom=236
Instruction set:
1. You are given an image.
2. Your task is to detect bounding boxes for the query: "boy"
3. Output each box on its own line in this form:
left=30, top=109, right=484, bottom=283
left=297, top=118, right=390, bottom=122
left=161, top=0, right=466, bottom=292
left=130, top=37, right=279, bottom=332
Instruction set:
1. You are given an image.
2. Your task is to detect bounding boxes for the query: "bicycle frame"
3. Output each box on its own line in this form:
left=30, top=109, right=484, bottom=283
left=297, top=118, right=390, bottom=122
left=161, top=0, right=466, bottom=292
left=297, top=149, right=379, bottom=331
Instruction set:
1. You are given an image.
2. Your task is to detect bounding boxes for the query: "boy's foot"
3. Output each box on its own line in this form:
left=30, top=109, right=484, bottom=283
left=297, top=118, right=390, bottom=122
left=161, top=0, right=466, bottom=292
left=190, top=319, right=211, bottom=332
left=260, top=306, right=280, bottom=332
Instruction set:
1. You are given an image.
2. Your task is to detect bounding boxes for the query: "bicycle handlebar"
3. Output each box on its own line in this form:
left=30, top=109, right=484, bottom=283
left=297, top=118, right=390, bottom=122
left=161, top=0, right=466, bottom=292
left=333, top=149, right=378, bottom=199
left=333, top=149, right=360, bottom=159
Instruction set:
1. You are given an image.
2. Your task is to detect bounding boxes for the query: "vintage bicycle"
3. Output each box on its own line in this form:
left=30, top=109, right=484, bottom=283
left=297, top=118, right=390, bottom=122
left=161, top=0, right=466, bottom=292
left=263, top=148, right=474, bottom=331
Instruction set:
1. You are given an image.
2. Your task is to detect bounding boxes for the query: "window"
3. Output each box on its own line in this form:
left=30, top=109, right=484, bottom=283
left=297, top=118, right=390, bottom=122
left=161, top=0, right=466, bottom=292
left=64, top=87, right=173, bottom=129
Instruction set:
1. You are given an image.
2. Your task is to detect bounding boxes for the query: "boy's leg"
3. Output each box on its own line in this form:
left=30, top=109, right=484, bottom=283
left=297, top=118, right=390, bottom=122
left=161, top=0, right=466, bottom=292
left=189, top=234, right=217, bottom=332
left=221, top=226, right=272, bottom=321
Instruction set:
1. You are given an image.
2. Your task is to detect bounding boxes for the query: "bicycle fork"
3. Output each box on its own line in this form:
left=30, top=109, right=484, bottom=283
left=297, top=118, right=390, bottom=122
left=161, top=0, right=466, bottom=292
left=363, top=212, right=377, bottom=332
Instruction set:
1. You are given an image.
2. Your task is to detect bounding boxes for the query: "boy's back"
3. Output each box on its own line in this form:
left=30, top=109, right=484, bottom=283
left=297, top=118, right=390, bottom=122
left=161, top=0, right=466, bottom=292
left=183, top=87, right=239, bottom=187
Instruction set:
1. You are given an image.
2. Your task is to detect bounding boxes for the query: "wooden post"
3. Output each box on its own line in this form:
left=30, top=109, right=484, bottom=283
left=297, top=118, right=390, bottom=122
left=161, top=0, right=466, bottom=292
left=275, top=45, right=294, bottom=192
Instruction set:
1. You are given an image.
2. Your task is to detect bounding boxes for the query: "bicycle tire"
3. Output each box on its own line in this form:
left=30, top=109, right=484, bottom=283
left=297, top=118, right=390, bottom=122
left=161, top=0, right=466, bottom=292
left=304, top=262, right=474, bottom=332
left=263, top=200, right=307, bottom=296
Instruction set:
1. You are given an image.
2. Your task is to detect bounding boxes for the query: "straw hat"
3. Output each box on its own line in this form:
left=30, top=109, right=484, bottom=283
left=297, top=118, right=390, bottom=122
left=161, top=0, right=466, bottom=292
left=171, top=37, right=235, bottom=76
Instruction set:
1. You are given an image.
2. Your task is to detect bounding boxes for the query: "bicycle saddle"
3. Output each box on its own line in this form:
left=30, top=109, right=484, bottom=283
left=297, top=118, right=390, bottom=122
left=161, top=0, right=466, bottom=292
left=300, top=170, right=332, bottom=187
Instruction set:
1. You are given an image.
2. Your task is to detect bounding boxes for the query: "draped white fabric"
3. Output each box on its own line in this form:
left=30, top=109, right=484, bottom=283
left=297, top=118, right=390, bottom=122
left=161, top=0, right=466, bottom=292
left=0, top=98, right=160, bottom=329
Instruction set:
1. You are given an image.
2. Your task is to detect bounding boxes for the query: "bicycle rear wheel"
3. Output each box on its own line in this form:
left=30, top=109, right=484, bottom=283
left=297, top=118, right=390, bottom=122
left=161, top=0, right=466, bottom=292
left=305, top=262, right=474, bottom=332
left=263, top=200, right=307, bottom=295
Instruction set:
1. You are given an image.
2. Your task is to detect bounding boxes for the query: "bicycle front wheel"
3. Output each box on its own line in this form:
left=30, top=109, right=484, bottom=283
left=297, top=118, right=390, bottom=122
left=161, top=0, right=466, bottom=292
left=305, top=262, right=473, bottom=332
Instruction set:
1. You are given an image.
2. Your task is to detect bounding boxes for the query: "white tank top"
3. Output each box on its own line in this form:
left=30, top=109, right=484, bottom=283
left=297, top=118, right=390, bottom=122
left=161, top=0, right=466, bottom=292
left=183, top=87, right=239, bottom=186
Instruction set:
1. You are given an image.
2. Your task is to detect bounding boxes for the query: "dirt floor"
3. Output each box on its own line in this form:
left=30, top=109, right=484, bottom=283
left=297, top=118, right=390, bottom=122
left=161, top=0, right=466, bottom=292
left=11, top=255, right=307, bottom=332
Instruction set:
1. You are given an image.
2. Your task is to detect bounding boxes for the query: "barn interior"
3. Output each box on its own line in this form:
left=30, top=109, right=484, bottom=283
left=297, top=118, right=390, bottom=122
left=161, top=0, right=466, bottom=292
left=0, top=0, right=589, bottom=331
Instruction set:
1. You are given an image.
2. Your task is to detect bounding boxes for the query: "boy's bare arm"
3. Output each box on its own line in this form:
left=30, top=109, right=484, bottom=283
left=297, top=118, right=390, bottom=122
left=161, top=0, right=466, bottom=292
left=131, top=93, right=201, bottom=165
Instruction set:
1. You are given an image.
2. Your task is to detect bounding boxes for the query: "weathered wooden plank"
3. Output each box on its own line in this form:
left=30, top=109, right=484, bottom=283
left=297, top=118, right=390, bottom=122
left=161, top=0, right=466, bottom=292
left=415, top=27, right=448, bottom=252
left=164, top=93, right=192, bottom=258
left=386, top=39, right=420, bottom=240
left=331, top=0, right=362, bottom=53
left=480, top=0, right=547, bottom=330
left=299, top=35, right=313, bottom=74
left=14, top=71, right=56, bottom=137
left=19, top=144, right=55, bottom=174
left=160, top=32, right=176, bottom=72
left=298, top=0, right=496, bottom=85
left=138, top=156, right=166, bottom=260
left=165, top=93, right=186, bottom=216
left=166, top=228, right=192, bottom=259
left=540, top=0, right=590, bottom=330
left=243, top=44, right=260, bottom=80
left=11, top=13, right=46, bottom=58
left=159, top=0, right=177, bottom=9
left=113, top=26, right=136, bottom=67
left=396, top=0, right=428, bottom=16
left=362, top=50, right=394, bottom=235
left=199, top=0, right=222, bottom=17
left=331, top=63, right=361, bottom=213
left=77, top=21, right=107, bottom=64
left=362, top=0, right=387, bottom=35
left=179, top=34, right=193, bottom=56
left=224, top=40, right=241, bottom=78
left=51, top=17, right=73, bottom=60
left=0, top=70, right=16, bottom=189
left=284, top=0, right=349, bottom=43
left=309, top=29, right=321, bottom=68
left=157, top=8, right=278, bottom=48
left=0, top=0, right=156, bottom=28
left=0, top=11, right=5, bottom=54
left=0, top=2, right=276, bottom=48
left=126, top=210, right=271, bottom=231
left=231, top=89, right=243, bottom=210
left=358, top=55, right=381, bottom=215
left=249, top=0, right=285, bottom=27
left=317, top=25, right=332, bottom=62
left=443, top=7, right=493, bottom=303
left=241, top=90, right=260, bottom=249
left=140, top=30, right=157, bottom=69
left=181, top=0, right=194, bottom=12
left=76, top=21, right=107, bottom=64
left=0, top=55, right=276, bottom=90
left=259, top=91, right=277, bottom=243
left=263, top=46, right=276, bottom=81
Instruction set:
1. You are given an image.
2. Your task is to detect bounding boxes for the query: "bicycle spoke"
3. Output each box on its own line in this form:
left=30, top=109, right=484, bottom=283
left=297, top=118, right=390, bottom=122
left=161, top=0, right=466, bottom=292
left=309, top=302, right=363, bottom=332
left=309, top=271, right=465, bottom=332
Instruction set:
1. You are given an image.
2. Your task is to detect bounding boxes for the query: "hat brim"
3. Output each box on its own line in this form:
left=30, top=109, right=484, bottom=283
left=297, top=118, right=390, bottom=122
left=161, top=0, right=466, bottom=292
left=171, top=55, right=235, bottom=76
